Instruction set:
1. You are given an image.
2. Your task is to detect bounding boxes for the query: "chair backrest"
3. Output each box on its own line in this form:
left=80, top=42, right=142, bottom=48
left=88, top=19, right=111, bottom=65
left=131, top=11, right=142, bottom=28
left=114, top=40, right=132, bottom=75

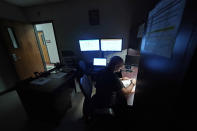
left=80, top=74, right=93, bottom=99
left=78, top=60, right=87, bottom=73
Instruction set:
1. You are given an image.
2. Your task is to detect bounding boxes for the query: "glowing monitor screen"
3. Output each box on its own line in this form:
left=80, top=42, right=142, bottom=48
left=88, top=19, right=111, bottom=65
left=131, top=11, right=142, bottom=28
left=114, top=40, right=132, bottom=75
left=101, top=39, right=122, bottom=51
left=93, top=58, right=107, bottom=66
left=79, top=39, right=100, bottom=51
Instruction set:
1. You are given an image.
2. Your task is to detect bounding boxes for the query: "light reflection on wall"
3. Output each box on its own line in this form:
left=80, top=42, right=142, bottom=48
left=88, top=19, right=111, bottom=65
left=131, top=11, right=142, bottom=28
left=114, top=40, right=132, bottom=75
left=145, top=58, right=174, bottom=73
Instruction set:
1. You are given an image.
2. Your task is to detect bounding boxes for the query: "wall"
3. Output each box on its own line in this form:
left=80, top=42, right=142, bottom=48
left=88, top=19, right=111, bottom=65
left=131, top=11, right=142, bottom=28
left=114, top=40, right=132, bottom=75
left=0, top=41, right=19, bottom=93
left=128, top=0, right=159, bottom=50
left=36, top=23, right=60, bottom=63
left=0, top=91, right=27, bottom=131
left=0, top=2, right=26, bottom=21
left=0, top=76, right=6, bottom=93
left=133, top=1, right=197, bottom=130
left=23, top=0, right=132, bottom=59
left=0, top=2, right=28, bottom=131
left=0, top=1, right=27, bottom=92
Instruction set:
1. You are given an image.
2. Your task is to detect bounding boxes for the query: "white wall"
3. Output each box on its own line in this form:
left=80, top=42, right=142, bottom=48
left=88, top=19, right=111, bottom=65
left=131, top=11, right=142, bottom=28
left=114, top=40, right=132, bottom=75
left=23, top=0, right=132, bottom=58
left=36, top=23, right=60, bottom=63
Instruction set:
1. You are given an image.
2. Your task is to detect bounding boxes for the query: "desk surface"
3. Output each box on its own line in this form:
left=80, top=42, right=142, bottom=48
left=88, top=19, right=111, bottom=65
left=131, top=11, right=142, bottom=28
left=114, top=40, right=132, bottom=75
left=122, top=66, right=138, bottom=79
left=16, top=69, right=77, bottom=122
left=27, top=71, right=76, bottom=93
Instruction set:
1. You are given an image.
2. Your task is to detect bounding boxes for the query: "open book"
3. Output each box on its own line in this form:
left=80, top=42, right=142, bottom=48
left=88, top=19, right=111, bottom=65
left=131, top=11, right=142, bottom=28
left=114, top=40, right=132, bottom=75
left=121, top=79, right=132, bottom=87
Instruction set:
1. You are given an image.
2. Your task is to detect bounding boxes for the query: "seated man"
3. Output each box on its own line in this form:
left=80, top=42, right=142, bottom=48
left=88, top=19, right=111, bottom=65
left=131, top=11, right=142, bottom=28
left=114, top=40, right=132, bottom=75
left=92, top=56, right=136, bottom=115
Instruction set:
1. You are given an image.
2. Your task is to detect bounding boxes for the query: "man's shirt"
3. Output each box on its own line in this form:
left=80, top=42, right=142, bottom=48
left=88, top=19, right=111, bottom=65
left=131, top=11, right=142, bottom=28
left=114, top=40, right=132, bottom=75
left=93, top=68, right=124, bottom=108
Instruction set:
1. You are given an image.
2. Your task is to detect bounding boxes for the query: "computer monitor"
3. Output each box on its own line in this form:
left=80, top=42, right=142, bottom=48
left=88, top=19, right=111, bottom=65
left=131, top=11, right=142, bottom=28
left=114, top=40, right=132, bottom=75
left=125, top=55, right=140, bottom=66
left=101, top=39, right=122, bottom=51
left=93, top=58, right=107, bottom=66
left=79, top=39, right=100, bottom=51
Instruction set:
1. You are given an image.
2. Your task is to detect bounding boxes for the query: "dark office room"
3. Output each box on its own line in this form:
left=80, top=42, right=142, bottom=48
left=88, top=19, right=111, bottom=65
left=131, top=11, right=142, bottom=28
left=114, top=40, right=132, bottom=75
left=0, top=0, right=196, bottom=131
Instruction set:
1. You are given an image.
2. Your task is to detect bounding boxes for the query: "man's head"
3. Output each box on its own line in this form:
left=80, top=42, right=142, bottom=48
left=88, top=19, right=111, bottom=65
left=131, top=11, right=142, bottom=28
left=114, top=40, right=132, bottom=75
left=107, top=56, right=124, bottom=72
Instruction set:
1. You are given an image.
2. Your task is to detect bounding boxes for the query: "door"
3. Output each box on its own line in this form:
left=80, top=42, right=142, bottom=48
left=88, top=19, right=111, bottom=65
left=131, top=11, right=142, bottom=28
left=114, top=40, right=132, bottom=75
left=37, top=31, right=50, bottom=64
left=0, top=20, right=44, bottom=80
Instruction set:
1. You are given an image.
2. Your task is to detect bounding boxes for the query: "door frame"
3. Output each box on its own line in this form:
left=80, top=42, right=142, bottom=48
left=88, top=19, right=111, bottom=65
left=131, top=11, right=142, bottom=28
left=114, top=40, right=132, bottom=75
left=33, top=27, right=47, bottom=71
left=33, top=21, right=62, bottom=66
left=0, top=19, right=45, bottom=80
left=37, top=31, right=51, bottom=64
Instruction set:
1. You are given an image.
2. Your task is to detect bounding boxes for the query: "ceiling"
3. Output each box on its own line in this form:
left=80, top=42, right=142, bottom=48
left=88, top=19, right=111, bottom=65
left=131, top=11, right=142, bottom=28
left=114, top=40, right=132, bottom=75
left=2, top=0, right=65, bottom=7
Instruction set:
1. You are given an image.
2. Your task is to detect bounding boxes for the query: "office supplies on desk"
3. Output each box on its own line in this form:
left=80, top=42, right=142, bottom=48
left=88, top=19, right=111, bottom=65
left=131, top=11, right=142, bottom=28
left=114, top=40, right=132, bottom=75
left=122, top=66, right=138, bottom=79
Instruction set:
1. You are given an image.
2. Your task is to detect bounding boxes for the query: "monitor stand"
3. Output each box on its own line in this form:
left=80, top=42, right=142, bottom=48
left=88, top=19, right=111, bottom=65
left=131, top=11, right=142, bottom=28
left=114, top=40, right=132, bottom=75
left=92, top=66, right=105, bottom=72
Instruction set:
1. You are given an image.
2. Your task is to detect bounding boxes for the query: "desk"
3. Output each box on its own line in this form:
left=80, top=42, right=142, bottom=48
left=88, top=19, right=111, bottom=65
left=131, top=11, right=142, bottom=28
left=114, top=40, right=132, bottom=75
left=17, top=71, right=76, bottom=123
left=121, top=66, right=138, bottom=79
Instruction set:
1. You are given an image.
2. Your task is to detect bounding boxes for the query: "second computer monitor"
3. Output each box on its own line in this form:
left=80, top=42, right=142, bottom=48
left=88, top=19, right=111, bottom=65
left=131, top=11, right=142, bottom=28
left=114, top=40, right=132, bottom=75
left=101, top=39, right=122, bottom=51
left=79, top=39, right=100, bottom=51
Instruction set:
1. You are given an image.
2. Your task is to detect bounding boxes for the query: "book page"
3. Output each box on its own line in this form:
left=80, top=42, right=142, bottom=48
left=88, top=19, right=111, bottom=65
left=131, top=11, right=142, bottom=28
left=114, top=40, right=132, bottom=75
left=121, top=79, right=131, bottom=87
left=121, top=79, right=136, bottom=106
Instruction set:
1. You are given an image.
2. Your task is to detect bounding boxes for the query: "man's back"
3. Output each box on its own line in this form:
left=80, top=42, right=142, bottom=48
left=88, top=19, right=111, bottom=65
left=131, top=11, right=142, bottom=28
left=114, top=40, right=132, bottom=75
left=93, top=68, right=124, bottom=108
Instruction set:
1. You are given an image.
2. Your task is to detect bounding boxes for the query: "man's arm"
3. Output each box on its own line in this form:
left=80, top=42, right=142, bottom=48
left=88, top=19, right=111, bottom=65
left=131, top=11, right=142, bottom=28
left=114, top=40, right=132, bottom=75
left=121, top=79, right=136, bottom=95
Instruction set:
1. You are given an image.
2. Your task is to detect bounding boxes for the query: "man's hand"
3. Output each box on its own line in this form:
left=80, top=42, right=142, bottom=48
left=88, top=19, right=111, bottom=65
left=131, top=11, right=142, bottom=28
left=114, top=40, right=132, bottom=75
left=131, top=79, right=136, bottom=85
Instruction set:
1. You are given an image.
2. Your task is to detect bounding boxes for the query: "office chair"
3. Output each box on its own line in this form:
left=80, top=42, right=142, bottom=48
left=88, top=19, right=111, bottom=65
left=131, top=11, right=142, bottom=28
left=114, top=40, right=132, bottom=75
left=79, top=75, right=120, bottom=131
left=78, top=60, right=86, bottom=73
left=79, top=74, right=114, bottom=118
left=79, top=74, right=93, bottom=120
